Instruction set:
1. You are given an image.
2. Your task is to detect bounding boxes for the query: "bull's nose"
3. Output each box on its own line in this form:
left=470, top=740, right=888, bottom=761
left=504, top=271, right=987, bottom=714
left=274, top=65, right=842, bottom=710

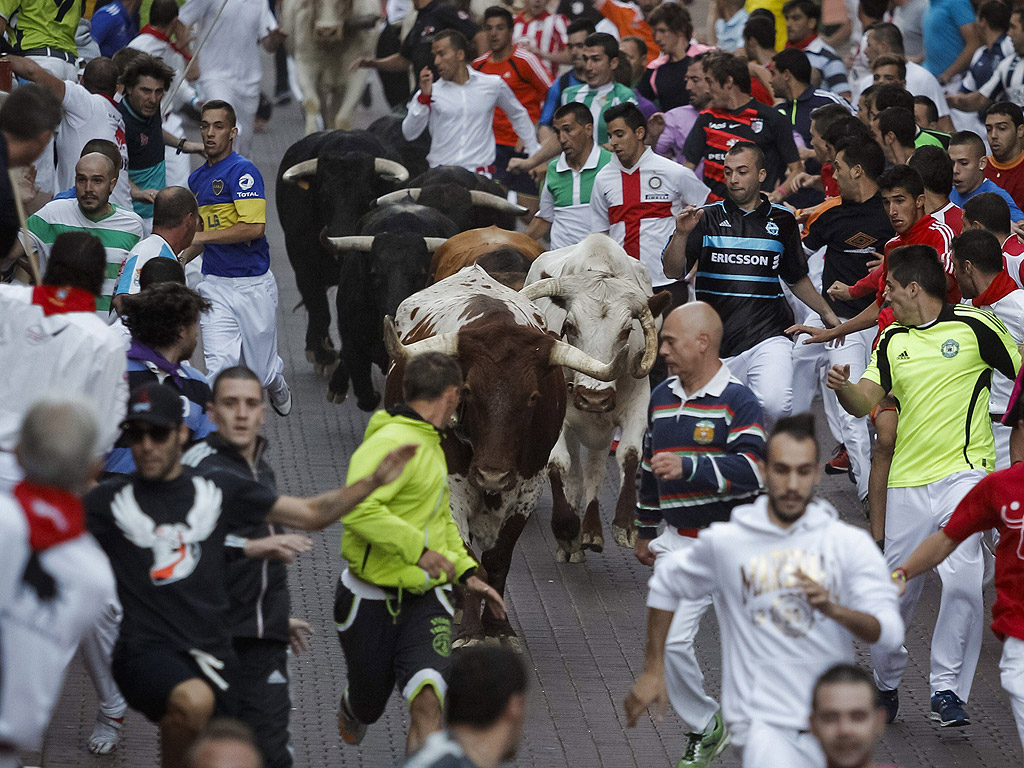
left=472, top=467, right=513, bottom=492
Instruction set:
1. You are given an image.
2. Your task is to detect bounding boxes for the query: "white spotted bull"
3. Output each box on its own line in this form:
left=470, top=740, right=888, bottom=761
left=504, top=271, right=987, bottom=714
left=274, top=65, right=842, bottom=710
left=522, top=234, right=670, bottom=561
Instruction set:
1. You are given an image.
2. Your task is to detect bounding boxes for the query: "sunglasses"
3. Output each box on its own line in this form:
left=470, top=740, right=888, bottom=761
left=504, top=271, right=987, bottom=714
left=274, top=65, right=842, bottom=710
left=123, top=424, right=175, bottom=446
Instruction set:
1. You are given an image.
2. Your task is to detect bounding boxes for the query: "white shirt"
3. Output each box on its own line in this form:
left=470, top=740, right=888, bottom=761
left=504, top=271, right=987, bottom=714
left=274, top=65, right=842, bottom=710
left=402, top=67, right=541, bottom=173
left=590, top=148, right=709, bottom=287
left=968, top=288, right=1024, bottom=414
left=0, top=285, right=128, bottom=457
left=0, top=495, right=116, bottom=751
left=179, top=0, right=277, bottom=90
left=853, top=61, right=951, bottom=117
left=57, top=82, right=131, bottom=210
left=537, top=144, right=612, bottom=250
left=647, top=496, right=904, bottom=741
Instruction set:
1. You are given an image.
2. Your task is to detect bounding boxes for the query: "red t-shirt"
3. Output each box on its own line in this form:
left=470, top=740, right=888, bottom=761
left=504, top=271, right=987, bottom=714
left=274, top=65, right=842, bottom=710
left=986, top=152, right=1024, bottom=212
left=472, top=48, right=552, bottom=147
left=944, top=464, right=1024, bottom=642
left=820, top=162, right=838, bottom=199
left=853, top=214, right=959, bottom=335
left=932, top=201, right=963, bottom=235
left=750, top=77, right=773, bottom=107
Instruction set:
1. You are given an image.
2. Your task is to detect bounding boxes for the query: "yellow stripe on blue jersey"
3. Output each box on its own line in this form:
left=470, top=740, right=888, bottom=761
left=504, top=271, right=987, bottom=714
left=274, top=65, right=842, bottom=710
left=188, top=151, right=270, bottom=277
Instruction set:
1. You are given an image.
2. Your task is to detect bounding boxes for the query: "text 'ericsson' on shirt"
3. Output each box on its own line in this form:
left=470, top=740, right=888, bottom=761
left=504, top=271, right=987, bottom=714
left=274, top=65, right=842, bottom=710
left=709, top=252, right=779, bottom=268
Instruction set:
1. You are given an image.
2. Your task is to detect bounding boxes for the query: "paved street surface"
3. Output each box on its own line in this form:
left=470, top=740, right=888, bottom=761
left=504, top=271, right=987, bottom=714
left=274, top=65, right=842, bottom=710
left=36, top=55, right=1023, bottom=768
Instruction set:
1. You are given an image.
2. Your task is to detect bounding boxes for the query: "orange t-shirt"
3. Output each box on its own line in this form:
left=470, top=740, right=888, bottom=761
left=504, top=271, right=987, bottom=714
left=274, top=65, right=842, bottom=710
left=472, top=48, right=553, bottom=147
left=596, top=0, right=660, bottom=60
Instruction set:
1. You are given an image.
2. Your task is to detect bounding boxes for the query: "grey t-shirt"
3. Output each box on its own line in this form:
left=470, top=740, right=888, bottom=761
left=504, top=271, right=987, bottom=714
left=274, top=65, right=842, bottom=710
left=893, top=0, right=927, bottom=59
left=403, top=732, right=480, bottom=768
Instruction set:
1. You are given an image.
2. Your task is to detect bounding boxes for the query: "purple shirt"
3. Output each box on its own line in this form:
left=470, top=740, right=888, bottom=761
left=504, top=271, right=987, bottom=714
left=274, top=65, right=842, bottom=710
left=655, top=104, right=702, bottom=175
left=635, top=90, right=658, bottom=119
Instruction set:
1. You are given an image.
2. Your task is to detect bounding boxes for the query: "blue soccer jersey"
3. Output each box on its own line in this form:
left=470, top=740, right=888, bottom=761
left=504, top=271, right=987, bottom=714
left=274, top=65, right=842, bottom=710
left=189, top=152, right=270, bottom=277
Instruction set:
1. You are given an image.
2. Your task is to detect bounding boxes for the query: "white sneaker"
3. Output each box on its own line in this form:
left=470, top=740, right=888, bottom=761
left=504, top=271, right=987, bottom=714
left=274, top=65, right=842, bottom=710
left=88, top=711, right=124, bottom=754
left=269, top=382, right=292, bottom=416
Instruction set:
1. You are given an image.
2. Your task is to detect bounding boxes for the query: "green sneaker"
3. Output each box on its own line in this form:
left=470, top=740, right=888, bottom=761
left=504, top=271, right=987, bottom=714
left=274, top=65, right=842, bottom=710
left=676, top=711, right=730, bottom=768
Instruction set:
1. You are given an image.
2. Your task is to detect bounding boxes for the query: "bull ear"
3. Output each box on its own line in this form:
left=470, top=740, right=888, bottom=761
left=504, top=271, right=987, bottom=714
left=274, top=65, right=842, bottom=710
left=648, top=290, right=673, bottom=318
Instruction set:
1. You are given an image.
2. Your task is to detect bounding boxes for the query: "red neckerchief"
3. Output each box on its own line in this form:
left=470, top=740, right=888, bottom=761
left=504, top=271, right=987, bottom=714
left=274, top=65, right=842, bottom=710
left=139, top=24, right=192, bottom=61
left=31, top=285, right=96, bottom=315
left=973, top=269, right=1019, bottom=307
left=13, top=481, right=86, bottom=551
left=786, top=34, right=817, bottom=50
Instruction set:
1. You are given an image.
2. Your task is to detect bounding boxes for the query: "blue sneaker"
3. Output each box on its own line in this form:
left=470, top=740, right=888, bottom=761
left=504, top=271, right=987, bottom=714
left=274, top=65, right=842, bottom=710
left=877, top=688, right=899, bottom=723
left=930, top=690, right=970, bottom=727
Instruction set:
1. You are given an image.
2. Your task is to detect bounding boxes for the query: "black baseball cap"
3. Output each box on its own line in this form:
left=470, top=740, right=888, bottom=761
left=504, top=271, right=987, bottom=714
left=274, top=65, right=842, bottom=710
left=121, top=382, right=184, bottom=429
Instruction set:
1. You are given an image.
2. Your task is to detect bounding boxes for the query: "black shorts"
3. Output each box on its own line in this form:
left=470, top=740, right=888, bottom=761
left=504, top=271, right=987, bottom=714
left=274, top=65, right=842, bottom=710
left=112, top=642, right=239, bottom=723
left=234, top=638, right=292, bottom=768
left=334, top=580, right=454, bottom=724
left=493, top=143, right=539, bottom=197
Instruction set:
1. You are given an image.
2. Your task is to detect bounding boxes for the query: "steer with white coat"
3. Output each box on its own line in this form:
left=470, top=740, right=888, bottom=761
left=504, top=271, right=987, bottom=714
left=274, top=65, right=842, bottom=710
left=523, top=234, right=671, bottom=561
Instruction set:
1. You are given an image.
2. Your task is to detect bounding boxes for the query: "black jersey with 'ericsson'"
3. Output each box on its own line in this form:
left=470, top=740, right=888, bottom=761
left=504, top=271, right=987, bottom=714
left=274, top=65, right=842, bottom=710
left=684, top=194, right=808, bottom=357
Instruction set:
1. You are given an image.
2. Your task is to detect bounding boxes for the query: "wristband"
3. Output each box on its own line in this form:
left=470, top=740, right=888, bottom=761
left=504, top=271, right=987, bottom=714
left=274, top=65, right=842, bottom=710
left=176, top=137, right=186, bottom=155
left=891, top=567, right=907, bottom=582
left=416, top=92, right=432, bottom=105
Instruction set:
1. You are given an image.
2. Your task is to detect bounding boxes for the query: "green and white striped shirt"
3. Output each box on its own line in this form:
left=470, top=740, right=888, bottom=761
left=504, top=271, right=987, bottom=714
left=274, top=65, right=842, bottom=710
left=560, top=81, right=637, bottom=144
left=23, top=199, right=145, bottom=317
left=538, top=145, right=612, bottom=249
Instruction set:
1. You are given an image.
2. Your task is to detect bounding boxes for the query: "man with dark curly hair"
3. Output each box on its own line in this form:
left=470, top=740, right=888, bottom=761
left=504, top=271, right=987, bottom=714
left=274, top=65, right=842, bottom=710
left=106, top=282, right=214, bottom=474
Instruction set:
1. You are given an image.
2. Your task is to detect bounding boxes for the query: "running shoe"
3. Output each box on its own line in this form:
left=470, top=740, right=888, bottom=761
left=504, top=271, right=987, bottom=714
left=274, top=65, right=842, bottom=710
left=338, top=690, right=367, bottom=745
left=931, top=690, right=970, bottom=727
left=825, top=445, right=850, bottom=475
left=269, top=382, right=292, bottom=417
left=88, top=711, right=124, bottom=754
left=676, top=710, right=729, bottom=767
left=877, top=687, right=899, bottom=724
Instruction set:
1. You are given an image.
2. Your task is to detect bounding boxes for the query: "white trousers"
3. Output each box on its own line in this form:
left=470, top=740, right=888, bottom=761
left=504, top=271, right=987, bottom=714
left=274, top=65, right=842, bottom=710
left=725, top=335, right=794, bottom=430
left=790, top=321, right=874, bottom=500
left=81, top=599, right=127, bottom=717
left=995, top=422, right=1012, bottom=470
left=24, top=55, right=78, bottom=197
left=872, top=469, right=987, bottom=699
left=163, top=111, right=192, bottom=189
left=735, top=720, right=825, bottom=768
left=197, top=272, right=287, bottom=394
left=649, top=529, right=718, bottom=732
left=198, top=79, right=260, bottom=158
left=1000, top=636, right=1024, bottom=753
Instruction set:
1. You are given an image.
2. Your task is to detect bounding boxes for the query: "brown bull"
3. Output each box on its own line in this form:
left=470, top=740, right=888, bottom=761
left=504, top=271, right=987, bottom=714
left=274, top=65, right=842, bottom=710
left=429, top=227, right=545, bottom=290
left=383, top=265, right=626, bottom=647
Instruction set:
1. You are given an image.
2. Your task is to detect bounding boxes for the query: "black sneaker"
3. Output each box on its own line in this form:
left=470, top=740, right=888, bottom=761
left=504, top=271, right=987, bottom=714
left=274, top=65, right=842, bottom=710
left=878, top=687, right=899, bottom=723
left=931, top=690, right=969, bottom=727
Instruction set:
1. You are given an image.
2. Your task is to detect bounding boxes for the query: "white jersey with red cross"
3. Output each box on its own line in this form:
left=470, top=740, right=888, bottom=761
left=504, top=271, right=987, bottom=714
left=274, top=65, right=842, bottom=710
left=590, top=148, right=710, bottom=286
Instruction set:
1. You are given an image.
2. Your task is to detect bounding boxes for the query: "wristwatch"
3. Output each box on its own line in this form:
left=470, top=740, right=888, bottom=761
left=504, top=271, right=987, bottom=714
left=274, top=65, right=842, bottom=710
left=176, top=137, right=187, bottom=155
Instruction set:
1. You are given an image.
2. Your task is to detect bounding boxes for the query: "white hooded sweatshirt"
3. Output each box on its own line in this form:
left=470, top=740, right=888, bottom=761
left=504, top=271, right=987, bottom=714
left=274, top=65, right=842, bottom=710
left=647, top=495, right=904, bottom=740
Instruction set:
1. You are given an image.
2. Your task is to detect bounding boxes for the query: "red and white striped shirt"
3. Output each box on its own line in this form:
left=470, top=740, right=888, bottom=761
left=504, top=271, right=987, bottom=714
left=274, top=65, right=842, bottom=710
left=513, top=10, right=568, bottom=77
left=931, top=201, right=964, bottom=235
left=1003, top=234, right=1024, bottom=288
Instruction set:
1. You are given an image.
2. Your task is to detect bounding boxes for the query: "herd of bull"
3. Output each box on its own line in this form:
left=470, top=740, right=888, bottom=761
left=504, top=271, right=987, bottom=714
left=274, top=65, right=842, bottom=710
left=276, top=126, right=668, bottom=648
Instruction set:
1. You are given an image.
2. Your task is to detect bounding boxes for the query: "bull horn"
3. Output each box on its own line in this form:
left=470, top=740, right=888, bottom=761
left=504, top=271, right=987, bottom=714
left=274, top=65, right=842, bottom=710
left=549, top=340, right=627, bottom=383
left=468, top=190, right=529, bottom=216
left=325, top=236, right=375, bottom=253
left=282, top=158, right=317, bottom=182
left=520, top=277, right=566, bottom=302
left=374, top=158, right=410, bottom=183
left=376, top=188, right=422, bottom=206
left=631, top=301, right=659, bottom=378
left=383, top=316, right=459, bottom=361
left=423, top=237, right=447, bottom=252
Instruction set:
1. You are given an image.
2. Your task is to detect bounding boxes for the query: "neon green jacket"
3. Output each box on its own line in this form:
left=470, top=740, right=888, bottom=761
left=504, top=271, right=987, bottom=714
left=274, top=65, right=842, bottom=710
left=342, top=408, right=476, bottom=593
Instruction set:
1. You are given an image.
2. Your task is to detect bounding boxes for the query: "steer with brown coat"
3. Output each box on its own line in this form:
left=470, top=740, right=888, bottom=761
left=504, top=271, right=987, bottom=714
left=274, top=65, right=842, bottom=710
left=383, top=265, right=626, bottom=647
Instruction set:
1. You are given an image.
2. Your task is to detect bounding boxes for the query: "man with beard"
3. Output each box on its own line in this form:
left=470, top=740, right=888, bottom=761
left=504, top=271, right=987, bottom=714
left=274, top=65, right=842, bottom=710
left=625, top=413, right=902, bottom=768
left=19, top=153, right=144, bottom=319
left=809, top=665, right=889, bottom=768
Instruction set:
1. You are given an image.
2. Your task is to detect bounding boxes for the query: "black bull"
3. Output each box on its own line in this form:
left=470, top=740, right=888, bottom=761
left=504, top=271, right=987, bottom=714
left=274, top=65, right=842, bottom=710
left=276, top=129, right=409, bottom=370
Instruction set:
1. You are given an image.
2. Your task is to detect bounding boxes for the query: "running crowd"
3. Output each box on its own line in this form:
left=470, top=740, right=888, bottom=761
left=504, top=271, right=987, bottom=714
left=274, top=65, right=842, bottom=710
left=3, top=0, right=1024, bottom=766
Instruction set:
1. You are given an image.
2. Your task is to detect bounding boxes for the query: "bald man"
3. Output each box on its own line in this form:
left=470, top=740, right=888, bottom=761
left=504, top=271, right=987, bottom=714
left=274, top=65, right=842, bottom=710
left=20, top=152, right=145, bottom=320
left=633, top=302, right=767, bottom=763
